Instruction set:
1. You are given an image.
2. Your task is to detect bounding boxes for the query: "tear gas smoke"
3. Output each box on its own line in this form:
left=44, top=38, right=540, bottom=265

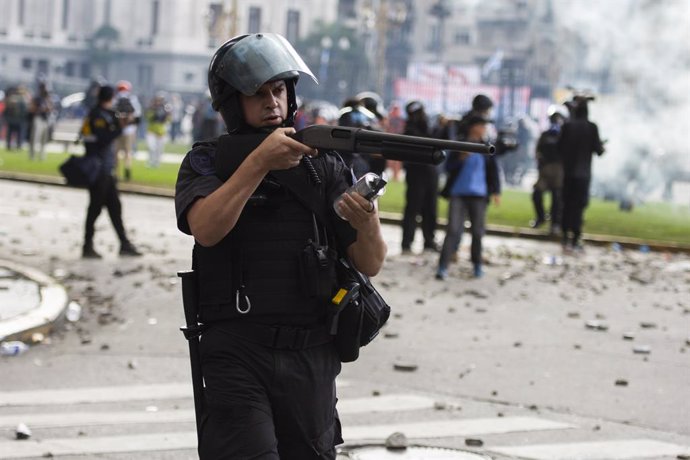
left=554, top=0, right=690, bottom=205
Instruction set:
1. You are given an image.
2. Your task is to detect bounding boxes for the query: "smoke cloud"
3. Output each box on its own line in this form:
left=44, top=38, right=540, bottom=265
left=554, top=0, right=690, bottom=204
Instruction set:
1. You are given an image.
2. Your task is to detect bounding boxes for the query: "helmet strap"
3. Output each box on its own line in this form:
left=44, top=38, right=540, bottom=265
left=283, top=79, right=297, bottom=128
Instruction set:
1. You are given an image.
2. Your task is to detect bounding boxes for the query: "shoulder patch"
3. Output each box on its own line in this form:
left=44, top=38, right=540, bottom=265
left=189, top=147, right=217, bottom=176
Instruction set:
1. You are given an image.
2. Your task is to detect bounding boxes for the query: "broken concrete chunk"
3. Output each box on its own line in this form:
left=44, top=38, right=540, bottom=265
left=585, top=320, right=609, bottom=331
left=465, top=438, right=484, bottom=447
left=393, top=362, right=418, bottom=372
left=15, top=422, right=31, bottom=440
left=384, top=431, right=408, bottom=450
left=633, top=345, right=652, bottom=354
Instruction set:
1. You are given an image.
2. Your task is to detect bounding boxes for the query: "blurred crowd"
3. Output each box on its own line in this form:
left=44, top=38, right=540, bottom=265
left=291, top=90, right=604, bottom=278
left=0, top=78, right=604, bottom=271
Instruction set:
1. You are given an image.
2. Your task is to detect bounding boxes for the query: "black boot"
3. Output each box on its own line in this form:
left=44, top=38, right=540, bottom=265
left=119, top=241, right=142, bottom=257
left=82, top=244, right=102, bottom=259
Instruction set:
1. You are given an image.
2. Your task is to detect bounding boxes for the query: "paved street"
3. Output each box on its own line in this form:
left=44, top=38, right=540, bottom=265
left=0, top=179, right=689, bottom=459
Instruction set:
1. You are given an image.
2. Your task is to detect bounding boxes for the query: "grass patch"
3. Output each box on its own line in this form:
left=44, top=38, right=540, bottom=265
left=135, top=140, right=191, bottom=155
left=377, top=180, right=690, bottom=245
left=0, top=147, right=180, bottom=188
left=2, top=147, right=688, bottom=245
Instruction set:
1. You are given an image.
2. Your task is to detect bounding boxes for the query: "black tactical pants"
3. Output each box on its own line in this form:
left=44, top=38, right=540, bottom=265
left=562, top=176, right=591, bottom=243
left=84, top=173, right=128, bottom=245
left=401, top=165, right=439, bottom=250
left=198, top=324, right=343, bottom=459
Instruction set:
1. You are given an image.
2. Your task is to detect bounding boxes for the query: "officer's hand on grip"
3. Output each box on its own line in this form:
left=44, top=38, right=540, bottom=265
left=253, top=128, right=318, bottom=171
left=335, top=192, right=378, bottom=231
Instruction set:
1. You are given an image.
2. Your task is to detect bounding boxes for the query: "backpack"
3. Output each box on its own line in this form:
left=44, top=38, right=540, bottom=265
left=114, top=96, right=135, bottom=115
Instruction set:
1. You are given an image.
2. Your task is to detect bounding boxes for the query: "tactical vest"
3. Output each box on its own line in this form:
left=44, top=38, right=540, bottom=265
left=194, top=136, right=337, bottom=325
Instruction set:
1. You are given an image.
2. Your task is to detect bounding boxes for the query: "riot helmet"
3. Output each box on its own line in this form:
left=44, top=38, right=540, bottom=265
left=208, top=33, right=318, bottom=132
left=356, top=91, right=385, bottom=121
left=338, top=106, right=377, bottom=129
left=338, top=97, right=377, bottom=128
left=405, top=100, right=424, bottom=116
left=546, top=104, right=569, bottom=124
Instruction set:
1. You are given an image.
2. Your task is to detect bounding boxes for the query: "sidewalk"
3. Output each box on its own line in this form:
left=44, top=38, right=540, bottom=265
left=0, top=259, right=69, bottom=343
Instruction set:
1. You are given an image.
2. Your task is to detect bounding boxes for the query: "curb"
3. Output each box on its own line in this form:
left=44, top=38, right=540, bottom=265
left=0, top=259, right=70, bottom=343
left=1, top=171, right=689, bottom=254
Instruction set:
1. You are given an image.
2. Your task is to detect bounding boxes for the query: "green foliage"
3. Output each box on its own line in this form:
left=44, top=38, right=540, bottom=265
left=295, top=22, right=369, bottom=102
left=1, top=147, right=688, bottom=245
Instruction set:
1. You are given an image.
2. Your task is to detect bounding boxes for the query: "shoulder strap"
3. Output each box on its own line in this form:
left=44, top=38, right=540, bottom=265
left=270, top=164, right=328, bottom=225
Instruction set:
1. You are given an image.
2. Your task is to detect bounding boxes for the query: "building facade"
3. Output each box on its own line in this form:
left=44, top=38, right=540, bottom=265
left=0, top=0, right=337, bottom=97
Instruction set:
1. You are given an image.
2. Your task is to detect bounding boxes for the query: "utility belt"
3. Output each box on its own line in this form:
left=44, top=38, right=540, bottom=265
left=211, top=321, right=332, bottom=350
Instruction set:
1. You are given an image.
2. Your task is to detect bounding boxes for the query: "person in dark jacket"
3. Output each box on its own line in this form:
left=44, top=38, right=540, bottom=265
left=531, top=107, right=567, bottom=233
left=558, top=99, right=605, bottom=252
left=436, top=115, right=500, bottom=279
left=81, top=85, right=142, bottom=258
left=174, top=33, right=386, bottom=459
left=400, top=100, right=440, bottom=253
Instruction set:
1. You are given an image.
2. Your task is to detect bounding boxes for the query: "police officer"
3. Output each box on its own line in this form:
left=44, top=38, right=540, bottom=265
left=559, top=96, right=605, bottom=252
left=81, top=85, right=142, bottom=259
left=174, top=33, right=386, bottom=459
left=400, top=100, right=439, bottom=254
left=531, top=106, right=568, bottom=233
left=337, top=97, right=379, bottom=177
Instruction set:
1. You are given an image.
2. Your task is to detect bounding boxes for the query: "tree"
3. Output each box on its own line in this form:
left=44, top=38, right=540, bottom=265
left=296, top=22, right=369, bottom=106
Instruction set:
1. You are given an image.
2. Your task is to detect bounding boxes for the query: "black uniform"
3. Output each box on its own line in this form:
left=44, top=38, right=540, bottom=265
left=532, top=124, right=564, bottom=229
left=81, top=105, right=130, bottom=249
left=175, top=139, right=357, bottom=459
left=401, top=117, right=439, bottom=251
left=558, top=116, right=604, bottom=245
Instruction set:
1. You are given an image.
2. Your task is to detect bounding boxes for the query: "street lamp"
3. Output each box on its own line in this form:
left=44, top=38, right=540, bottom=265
left=319, top=36, right=333, bottom=99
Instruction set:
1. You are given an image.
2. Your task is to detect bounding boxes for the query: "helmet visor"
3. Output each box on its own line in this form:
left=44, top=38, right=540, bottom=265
left=216, top=33, right=318, bottom=96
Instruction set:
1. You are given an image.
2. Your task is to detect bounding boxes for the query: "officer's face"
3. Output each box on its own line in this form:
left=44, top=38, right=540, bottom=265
left=240, top=80, right=288, bottom=128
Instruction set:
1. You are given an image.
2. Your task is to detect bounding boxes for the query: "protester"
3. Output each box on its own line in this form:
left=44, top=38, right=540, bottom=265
left=81, top=85, right=142, bottom=259
left=28, top=81, right=53, bottom=160
left=531, top=106, right=567, bottom=234
left=385, top=101, right=405, bottom=181
left=169, top=93, right=185, bottom=142
left=192, top=93, right=222, bottom=142
left=144, top=93, right=171, bottom=168
left=436, top=115, right=501, bottom=279
left=113, top=80, right=142, bottom=181
left=400, top=100, right=439, bottom=254
left=559, top=97, right=605, bottom=252
left=3, top=86, right=29, bottom=150
left=174, top=32, right=386, bottom=459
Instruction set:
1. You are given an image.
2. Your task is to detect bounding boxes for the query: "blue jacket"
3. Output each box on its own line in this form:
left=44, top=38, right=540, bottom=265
left=446, top=152, right=501, bottom=198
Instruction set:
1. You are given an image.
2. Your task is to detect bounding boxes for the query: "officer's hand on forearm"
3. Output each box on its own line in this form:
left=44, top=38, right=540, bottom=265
left=252, top=128, right=318, bottom=172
